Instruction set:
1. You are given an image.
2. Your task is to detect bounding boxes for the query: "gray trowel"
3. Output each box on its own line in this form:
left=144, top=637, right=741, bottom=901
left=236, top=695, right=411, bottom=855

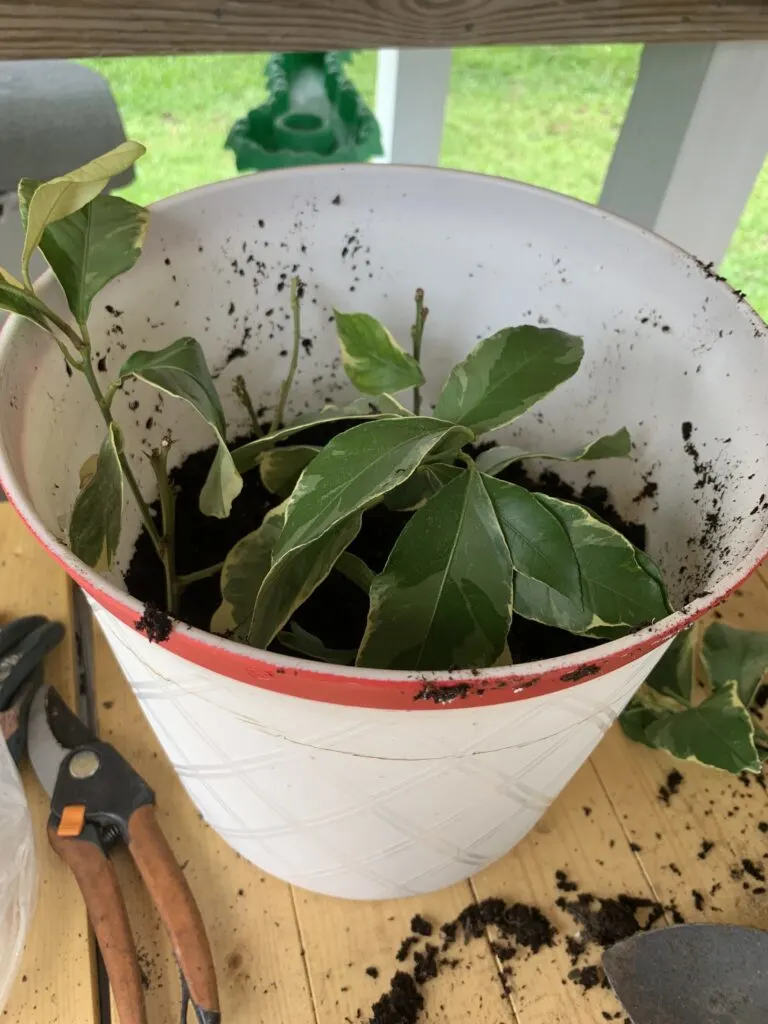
left=602, top=924, right=768, bottom=1023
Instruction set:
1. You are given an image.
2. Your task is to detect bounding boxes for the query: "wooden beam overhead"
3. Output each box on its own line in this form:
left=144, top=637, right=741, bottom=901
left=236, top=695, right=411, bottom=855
left=2, top=1, right=768, bottom=60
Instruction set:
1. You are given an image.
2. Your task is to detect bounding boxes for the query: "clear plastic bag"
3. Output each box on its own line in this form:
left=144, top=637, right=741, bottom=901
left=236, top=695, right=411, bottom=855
left=0, top=737, right=36, bottom=1012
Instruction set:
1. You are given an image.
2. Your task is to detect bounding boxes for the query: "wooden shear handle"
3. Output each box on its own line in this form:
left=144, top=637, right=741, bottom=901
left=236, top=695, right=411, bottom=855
left=48, top=824, right=147, bottom=1024
left=127, top=804, right=220, bottom=1020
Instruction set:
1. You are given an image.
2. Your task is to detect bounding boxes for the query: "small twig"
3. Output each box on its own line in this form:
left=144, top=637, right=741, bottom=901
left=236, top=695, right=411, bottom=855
left=149, top=434, right=179, bottom=616
left=177, top=562, right=225, bottom=587
left=78, top=322, right=163, bottom=557
left=271, top=277, right=302, bottom=434
left=410, top=288, right=428, bottom=415
left=233, top=374, right=264, bottom=437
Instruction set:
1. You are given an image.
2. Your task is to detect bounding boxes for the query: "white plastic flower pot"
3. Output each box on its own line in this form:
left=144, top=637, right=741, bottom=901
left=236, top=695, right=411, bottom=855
left=1, top=166, right=767, bottom=899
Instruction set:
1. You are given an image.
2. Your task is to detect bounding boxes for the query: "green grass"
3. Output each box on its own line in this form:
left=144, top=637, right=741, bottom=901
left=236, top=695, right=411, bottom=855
left=81, top=47, right=768, bottom=317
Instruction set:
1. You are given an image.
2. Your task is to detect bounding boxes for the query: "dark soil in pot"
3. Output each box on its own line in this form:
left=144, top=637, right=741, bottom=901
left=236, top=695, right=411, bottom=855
left=125, top=423, right=647, bottom=664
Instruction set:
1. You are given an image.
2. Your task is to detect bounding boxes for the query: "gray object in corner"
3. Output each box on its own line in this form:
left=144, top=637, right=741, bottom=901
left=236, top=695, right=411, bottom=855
left=0, top=60, right=133, bottom=193
left=603, top=923, right=768, bottom=1024
left=0, top=60, right=133, bottom=300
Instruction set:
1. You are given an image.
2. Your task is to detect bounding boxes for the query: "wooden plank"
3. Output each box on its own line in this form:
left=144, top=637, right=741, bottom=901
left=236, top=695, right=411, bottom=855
left=37, top=549, right=765, bottom=1023
left=293, top=880, right=519, bottom=1024
left=471, top=760, right=660, bottom=1024
left=375, top=49, right=452, bottom=165
left=3, top=1, right=768, bottom=59
left=88, top=624, right=317, bottom=1024
left=600, top=41, right=768, bottom=265
left=0, top=506, right=97, bottom=1024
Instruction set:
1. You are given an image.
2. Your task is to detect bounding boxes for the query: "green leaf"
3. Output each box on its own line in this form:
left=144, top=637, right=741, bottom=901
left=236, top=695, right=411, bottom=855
left=434, top=325, right=583, bottom=435
left=0, top=278, right=53, bottom=330
left=701, top=622, right=768, bottom=708
left=213, top=504, right=285, bottom=638
left=475, top=427, right=632, bottom=476
left=20, top=141, right=145, bottom=283
left=69, top=423, right=123, bottom=568
left=335, top=551, right=374, bottom=594
left=259, top=445, right=319, bottom=497
left=277, top=623, right=356, bottom=665
left=20, top=193, right=148, bottom=323
left=199, top=444, right=243, bottom=519
left=384, top=462, right=461, bottom=511
left=248, top=515, right=363, bottom=649
left=210, top=600, right=236, bottom=636
left=274, top=417, right=473, bottom=561
left=0, top=266, right=24, bottom=290
left=334, top=310, right=425, bottom=395
left=482, top=477, right=671, bottom=635
left=358, top=468, right=514, bottom=671
left=15, top=178, right=37, bottom=226
left=645, top=629, right=695, bottom=704
left=644, top=680, right=762, bottom=775
left=231, top=410, right=394, bottom=474
left=619, top=697, right=664, bottom=747
left=245, top=419, right=472, bottom=652
left=119, top=337, right=243, bottom=518
left=119, top=336, right=226, bottom=432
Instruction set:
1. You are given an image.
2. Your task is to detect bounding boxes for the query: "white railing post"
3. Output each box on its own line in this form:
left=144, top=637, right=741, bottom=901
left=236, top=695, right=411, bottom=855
left=375, top=49, right=452, bottom=165
left=600, top=42, right=768, bottom=266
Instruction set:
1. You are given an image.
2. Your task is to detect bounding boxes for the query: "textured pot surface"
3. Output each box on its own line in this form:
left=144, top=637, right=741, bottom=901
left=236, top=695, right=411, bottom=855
left=1, top=166, right=766, bottom=896
left=91, top=600, right=667, bottom=898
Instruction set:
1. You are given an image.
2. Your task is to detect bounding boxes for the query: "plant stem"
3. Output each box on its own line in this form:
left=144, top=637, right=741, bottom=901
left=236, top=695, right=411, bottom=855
left=233, top=374, right=264, bottom=437
left=79, top=324, right=163, bottom=557
left=27, top=294, right=84, bottom=369
left=149, top=437, right=179, bottom=615
left=177, top=562, right=225, bottom=587
left=271, top=277, right=302, bottom=434
left=410, top=288, right=428, bottom=415
left=43, top=307, right=85, bottom=353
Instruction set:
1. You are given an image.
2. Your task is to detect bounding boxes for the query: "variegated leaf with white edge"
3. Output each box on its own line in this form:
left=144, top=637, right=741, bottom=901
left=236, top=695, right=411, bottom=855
left=358, top=467, right=514, bottom=671
left=434, top=325, right=583, bottom=435
left=334, top=310, right=424, bottom=395
left=273, top=417, right=474, bottom=561
left=212, top=504, right=285, bottom=639
left=119, top=337, right=243, bottom=518
left=482, top=476, right=671, bottom=635
left=247, top=514, right=363, bottom=649
left=21, top=141, right=145, bottom=283
left=635, top=680, right=762, bottom=775
left=259, top=445, right=319, bottom=497
left=701, top=621, right=768, bottom=708
left=69, top=423, right=123, bottom=568
left=475, top=427, right=632, bottom=476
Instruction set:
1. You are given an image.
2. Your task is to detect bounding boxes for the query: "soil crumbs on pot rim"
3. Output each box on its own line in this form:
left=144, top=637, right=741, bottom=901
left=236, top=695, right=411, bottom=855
left=126, top=426, right=649, bottom=662
left=364, top=876, right=684, bottom=1024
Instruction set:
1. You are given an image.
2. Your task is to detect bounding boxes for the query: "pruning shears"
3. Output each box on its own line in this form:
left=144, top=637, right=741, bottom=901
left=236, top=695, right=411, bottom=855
left=0, top=616, right=221, bottom=1024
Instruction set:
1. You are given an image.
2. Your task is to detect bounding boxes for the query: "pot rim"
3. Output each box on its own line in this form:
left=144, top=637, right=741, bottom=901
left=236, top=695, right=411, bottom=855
left=2, top=163, right=766, bottom=711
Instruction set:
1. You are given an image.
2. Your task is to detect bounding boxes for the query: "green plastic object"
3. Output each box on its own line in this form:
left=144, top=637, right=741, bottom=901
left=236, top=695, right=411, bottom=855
left=226, top=52, right=382, bottom=171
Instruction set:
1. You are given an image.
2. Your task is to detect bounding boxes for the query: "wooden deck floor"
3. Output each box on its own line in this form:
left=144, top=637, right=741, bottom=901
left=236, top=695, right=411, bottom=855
left=3, top=502, right=767, bottom=1024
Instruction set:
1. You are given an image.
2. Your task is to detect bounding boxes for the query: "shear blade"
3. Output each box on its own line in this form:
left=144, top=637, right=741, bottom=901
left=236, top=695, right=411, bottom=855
left=27, top=685, right=94, bottom=797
